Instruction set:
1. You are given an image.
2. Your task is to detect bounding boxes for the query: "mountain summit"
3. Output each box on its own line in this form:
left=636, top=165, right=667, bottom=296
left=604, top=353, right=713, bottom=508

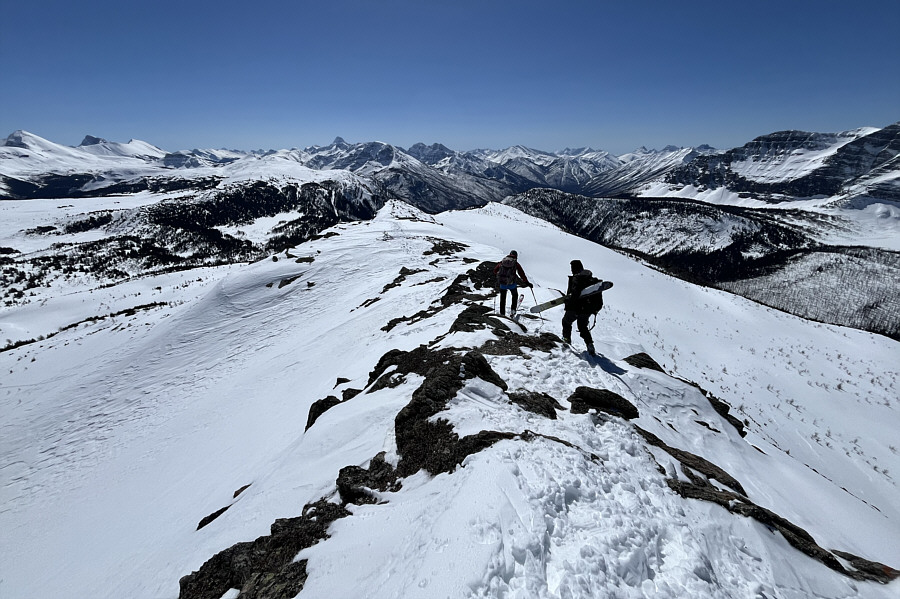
left=1, top=199, right=898, bottom=598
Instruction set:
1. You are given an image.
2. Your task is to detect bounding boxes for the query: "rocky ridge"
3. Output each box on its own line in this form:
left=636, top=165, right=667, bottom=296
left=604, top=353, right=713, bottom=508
left=177, top=255, right=898, bottom=599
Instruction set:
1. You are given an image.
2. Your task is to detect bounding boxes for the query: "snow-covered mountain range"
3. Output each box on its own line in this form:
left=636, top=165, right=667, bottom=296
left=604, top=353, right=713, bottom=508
left=1, top=123, right=899, bottom=598
left=3, top=122, right=897, bottom=210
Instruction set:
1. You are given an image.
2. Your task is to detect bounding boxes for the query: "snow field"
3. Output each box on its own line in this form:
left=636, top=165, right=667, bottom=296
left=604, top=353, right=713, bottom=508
left=0, top=201, right=898, bottom=598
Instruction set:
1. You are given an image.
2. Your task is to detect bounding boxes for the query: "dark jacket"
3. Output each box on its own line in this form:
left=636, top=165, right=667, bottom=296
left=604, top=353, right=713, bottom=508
left=564, top=269, right=595, bottom=311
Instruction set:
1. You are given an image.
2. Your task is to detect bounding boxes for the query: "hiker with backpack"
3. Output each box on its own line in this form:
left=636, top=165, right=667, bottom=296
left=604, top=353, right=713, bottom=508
left=562, top=259, right=599, bottom=356
left=493, top=250, right=531, bottom=317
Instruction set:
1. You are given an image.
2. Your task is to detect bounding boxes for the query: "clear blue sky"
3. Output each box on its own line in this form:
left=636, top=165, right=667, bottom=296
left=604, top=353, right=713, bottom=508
left=2, top=0, right=898, bottom=154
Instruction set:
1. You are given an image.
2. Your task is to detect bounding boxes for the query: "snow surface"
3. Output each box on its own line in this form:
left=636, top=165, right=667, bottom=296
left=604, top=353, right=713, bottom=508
left=1, top=201, right=898, bottom=598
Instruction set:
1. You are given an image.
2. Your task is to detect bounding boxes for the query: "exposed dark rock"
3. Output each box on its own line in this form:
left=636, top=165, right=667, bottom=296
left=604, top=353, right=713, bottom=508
left=831, top=550, right=900, bottom=584
left=667, top=479, right=897, bottom=583
left=25, top=225, right=58, bottom=235
left=341, top=388, right=362, bottom=401
left=196, top=505, right=231, bottom=531
left=567, top=386, right=639, bottom=420
left=449, top=303, right=496, bottom=334
left=623, top=352, right=666, bottom=373
left=636, top=426, right=746, bottom=496
left=336, top=452, right=401, bottom=505
left=305, top=395, right=342, bottom=431
left=694, top=420, right=721, bottom=433
left=366, top=346, right=460, bottom=393
left=333, top=377, right=351, bottom=388
left=393, top=350, right=511, bottom=477
left=277, top=274, right=302, bottom=288
left=178, top=499, right=351, bottom=599
left=518, top=430, right=599, bottom=460
left=423, top=238, right=468, bottom=256
left=414, top=276, right=447, bottom=286
left=441, top=272, right=493, bottom=306
left=358, top=297, right=381, bottom=308
left=381, top=306, right=442, bottom=332
left=677, top=378, right=747, bottom=438
left=669, top=480, right=847, bottom=569
left=477, top=329, right=561, bottom=355
left=381, top=266, right=427, bottom=293
left=380, top=261, right=496, bottom=333
left=467, top=261, right=501, bottom=290
left=701, top=389, right=747, bottom=437
left=508, top=391, right=563, bottom=419
left=233, top=484, right=251, bottom=498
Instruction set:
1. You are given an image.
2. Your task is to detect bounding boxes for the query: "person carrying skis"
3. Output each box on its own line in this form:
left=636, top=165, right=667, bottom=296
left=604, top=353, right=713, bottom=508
left=562, top=259, right=597, bottom=356
left=493, top=250, right=531, bottom=316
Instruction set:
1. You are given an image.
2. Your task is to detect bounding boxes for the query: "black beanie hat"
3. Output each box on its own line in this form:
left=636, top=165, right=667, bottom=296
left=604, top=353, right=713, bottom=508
left=570, top=259, right=583, bottom=273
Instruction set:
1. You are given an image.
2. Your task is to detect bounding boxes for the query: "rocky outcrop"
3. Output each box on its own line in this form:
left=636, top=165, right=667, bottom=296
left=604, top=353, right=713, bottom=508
left=178, top=500, right=351, bottom=599
left=305, top=396, right=342, bottom=431
left=507, top=390, right=564, bottom=419
left=567, top=386, right=639, bottom=420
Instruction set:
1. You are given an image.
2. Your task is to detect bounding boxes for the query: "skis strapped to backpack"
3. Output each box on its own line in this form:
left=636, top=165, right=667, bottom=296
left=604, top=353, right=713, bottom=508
left=579, top=280, right=612, bottom=315
left=529, top=281, right=613, bottom=315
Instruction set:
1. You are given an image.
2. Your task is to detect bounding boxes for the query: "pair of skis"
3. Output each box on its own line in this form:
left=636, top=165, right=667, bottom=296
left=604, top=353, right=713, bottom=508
left=528, top=281, right=613, bottom=314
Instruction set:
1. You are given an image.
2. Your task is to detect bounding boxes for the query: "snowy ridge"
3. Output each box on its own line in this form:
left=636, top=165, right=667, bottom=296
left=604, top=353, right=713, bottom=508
left=1, top=201, right=897, bottom=598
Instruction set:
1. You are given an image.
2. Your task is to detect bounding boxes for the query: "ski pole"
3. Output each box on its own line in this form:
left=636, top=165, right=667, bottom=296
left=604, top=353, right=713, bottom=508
left=529, top=286, right=544, bottom=325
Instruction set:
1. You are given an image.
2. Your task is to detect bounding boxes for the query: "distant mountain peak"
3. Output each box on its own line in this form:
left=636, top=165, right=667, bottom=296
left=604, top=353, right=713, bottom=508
left=4, top=130, right=34, bottom=148
left=558, top=147, right=596, bottom=156
left=80, top=135, right=108, bottom=146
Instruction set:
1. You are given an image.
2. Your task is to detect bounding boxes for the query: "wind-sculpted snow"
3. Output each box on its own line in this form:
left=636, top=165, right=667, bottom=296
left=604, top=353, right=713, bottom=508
left=1, top=201, right=898, bottom=598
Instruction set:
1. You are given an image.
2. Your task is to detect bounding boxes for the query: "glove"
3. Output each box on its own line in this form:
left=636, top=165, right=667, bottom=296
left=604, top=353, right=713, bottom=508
left=526, top=282, right=534, bottom=288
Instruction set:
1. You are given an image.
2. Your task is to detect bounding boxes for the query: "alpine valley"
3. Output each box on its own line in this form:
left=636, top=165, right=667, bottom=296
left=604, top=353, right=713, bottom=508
left=1, top=123, right=898, bottom=599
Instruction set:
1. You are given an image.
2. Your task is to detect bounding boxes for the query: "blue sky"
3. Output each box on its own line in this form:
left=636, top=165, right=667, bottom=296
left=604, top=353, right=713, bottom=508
left=2, top=0, right=898, bottom=154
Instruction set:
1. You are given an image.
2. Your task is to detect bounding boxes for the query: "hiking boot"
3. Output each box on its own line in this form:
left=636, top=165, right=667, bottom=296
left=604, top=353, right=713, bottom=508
left=562, top=336, right=571, bottom=344
left=586, top=343, right=596, bottom=356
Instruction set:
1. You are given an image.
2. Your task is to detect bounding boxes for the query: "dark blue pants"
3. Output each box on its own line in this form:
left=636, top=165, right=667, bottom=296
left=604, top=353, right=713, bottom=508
left=499, top=285, right=518, bottom=314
